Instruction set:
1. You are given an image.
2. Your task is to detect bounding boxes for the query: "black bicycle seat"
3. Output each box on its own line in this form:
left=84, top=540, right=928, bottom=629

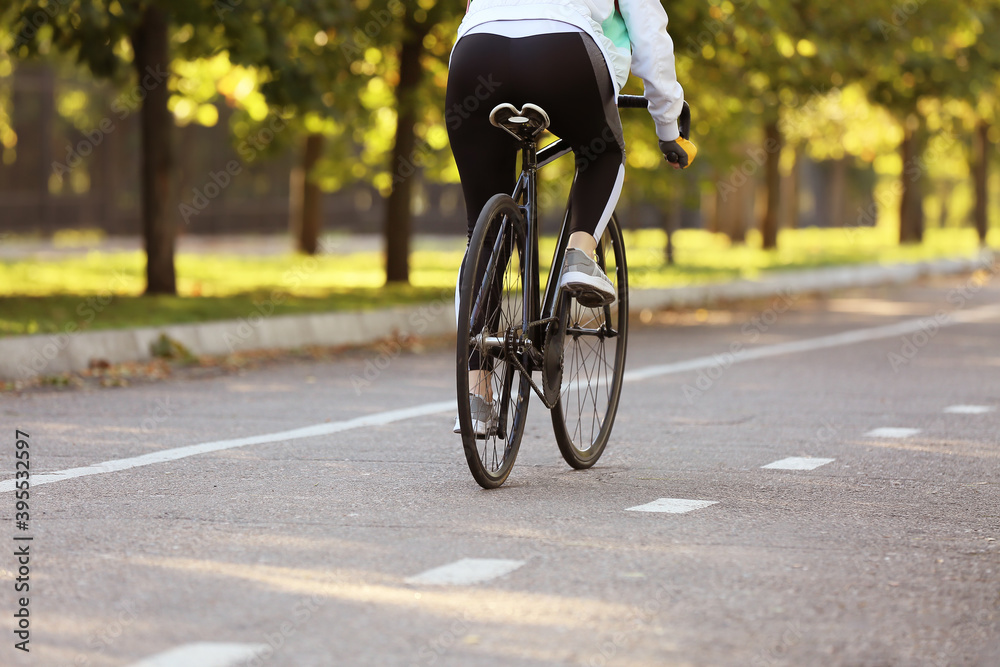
left=489, top=103, right=551, bottom=142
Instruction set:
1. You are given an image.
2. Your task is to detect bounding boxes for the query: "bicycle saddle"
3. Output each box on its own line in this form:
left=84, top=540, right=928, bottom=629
left=489, top=103, right=551, bottom=142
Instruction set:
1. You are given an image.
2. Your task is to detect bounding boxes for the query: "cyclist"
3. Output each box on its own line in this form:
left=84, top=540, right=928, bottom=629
left=449, top=0, right=696, bottom=435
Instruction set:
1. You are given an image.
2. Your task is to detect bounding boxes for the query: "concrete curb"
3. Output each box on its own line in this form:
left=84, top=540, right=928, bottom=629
left=2, top=253, right=994, bottom=381
left=628, top=253, right=994, bottom=310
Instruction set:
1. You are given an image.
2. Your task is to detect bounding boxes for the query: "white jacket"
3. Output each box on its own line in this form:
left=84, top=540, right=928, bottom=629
left=456, top=0, right=684, bottom=141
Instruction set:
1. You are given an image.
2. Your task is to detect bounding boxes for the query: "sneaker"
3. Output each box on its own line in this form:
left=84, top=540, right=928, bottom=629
left=559, top=248, right=616, bottom=307
left=453, top=393, right=498, bottom=437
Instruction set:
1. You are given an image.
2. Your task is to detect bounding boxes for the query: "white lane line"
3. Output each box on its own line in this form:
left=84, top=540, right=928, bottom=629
left=129, top=642, right=268, bottom=667
left=405, top=558, right=525, bottom=586
left=944, top=405, right=996, bottom=414
left=762, top=457, right=835, bottom=471
left=865, top=427, right=921, bottom=438
left=0, top=401, right=454, bottom=493
left=626, top=498, right=718, bottom=514
left=624, top=303, right=1000, bottom=382
left=4, top=303, right=999, bottom=493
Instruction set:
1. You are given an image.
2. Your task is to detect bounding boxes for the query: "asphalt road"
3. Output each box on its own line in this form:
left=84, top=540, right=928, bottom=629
left=2, top=275, right=999, bottom=667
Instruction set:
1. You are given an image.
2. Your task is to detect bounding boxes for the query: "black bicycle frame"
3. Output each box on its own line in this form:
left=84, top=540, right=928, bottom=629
left=508, top=136, right=576, bottom=350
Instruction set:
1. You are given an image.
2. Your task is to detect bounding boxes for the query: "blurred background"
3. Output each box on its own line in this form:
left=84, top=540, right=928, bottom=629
left=0, top=0, right=997, bottom=331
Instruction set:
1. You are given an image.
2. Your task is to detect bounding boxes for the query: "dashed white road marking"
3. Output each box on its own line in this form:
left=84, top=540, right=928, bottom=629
left=129, top=642, right=268, bottom=667
left=405, top=558, right=525, bottom=586
left=944, top=405, right=996, bottom=414
left=762, top=457, right=835, bottom=471
left=4, top=303, right=999, bottom=493
left=626, top=498, right=718, bottom=514
left=865, top=427, right=921, bottom=438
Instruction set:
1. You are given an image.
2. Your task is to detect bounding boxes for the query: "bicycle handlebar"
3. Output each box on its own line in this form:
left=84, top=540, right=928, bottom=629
left=616, top=96, right=692, bottom=165
left=617, top=94, right=649, bottom=109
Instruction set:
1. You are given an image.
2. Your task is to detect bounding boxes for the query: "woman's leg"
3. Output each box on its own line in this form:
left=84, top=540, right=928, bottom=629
left=447, top=34, right=519, bottom=401
left=513, top=32, right=626, bottom=244
left=446, top=34, right=518, bottom=240
left=510, top=32, right=625, bottom=306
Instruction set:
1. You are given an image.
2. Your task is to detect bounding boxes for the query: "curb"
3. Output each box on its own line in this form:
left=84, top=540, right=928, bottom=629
left=628, top=254, right=994, bottom=310
left=2, top=301, right=454, bottom=382
left=2, top=253, right=994, bottom=381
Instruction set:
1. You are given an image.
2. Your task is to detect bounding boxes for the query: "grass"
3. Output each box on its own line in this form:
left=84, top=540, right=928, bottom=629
left=625, top=225, right=998, bottom=288
left=1, top=226, right=996, bottom=338
left=0, top=288, right=450, bottom=338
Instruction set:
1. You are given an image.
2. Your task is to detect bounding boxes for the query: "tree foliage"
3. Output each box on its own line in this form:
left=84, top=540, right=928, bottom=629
left=3, top=0, right=998, bottom=284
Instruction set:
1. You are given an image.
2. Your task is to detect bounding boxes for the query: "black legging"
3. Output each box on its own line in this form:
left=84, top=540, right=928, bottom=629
left=446, top=31, right=626, bottom=240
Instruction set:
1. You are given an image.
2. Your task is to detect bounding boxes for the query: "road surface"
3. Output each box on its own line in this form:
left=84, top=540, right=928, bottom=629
left=2, top=275, right=998, bottom=666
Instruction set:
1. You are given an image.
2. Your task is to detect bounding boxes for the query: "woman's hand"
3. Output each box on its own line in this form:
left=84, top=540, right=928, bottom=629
left=659, top=137, right=697, bottom=169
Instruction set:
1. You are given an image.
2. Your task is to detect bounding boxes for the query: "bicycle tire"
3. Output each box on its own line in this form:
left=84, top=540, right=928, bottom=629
left=456, top=194, right=532, bottom=488
left=551, top=214, right=629, bottom=469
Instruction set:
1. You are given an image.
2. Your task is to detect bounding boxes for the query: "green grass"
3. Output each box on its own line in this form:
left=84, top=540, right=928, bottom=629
left=1, top=226, right=995, bottom=338
left=0, top=288, right=450, bottom=338
left=624, top=225, right=998, bottom=288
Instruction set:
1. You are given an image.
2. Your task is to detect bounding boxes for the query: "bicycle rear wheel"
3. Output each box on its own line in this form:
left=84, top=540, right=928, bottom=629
left=551, top=214, right=628, bottom=469
left=456, top=194, right=532, bottom=488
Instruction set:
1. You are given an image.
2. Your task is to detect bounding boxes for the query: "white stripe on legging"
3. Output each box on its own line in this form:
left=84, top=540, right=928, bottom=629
left=592, top=163, right=625, bottom=242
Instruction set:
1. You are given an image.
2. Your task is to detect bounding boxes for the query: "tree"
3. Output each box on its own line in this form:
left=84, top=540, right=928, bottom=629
left=229, top=1, right=364, bottom=256
left=960, top=3, right=1000, bottom=245
left=6, top=0, right=322, bottom=292
left=131, top=4, right=174, bottom=293
left=384, top=5, right=429, bottom=283
left=665, top=0, right=843, bottom=249
left=297, top=132, right=325, bottom=254
left=972, top=118, right=991, bottom=245
left=331, top=0, right=463, bottom=284
left=859, top=1, right=999, bottom=244
left=7, top=1, right=176, bottom=291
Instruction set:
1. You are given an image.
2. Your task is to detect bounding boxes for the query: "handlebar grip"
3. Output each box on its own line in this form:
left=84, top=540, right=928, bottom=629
left=617, top=95, right=648, bottom=109
left=618, top=97, right=692, bottom=166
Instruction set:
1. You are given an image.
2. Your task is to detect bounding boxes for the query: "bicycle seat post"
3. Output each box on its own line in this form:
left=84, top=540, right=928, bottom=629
left=488, top=102, right=552, bottom=354
left=489, top=101, right=550, bottom=174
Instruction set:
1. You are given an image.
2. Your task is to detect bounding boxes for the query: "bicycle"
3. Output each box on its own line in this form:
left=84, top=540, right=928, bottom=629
left=456, top=95, right=691, bottom=488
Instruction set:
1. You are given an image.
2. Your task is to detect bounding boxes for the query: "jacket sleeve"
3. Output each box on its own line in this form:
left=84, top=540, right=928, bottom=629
left=617, top=0, right=685, bottom=142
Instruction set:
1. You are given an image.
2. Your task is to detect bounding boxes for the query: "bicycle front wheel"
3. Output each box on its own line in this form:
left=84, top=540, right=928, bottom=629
left=456, top=194, right=531, bottom=488
left=552, top=213, right=629, bottom=469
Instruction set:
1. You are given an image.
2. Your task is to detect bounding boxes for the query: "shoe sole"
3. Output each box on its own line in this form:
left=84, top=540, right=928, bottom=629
left=454, top=418, right=497, bottom=439
left=560, top=271, right=616, bottom=308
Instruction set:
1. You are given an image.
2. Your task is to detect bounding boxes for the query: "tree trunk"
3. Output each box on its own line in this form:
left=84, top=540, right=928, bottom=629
left=131, top=5, right=175, bottom=294
left=38, top=66, right=54, bottom=225
left=662, top=194, right=681, bottom=265
left=937, top=183, right=950, bottom=229
left=705, top=186, right=719, bottom=234
left=898, top=118, right=924, bottom=245
left=715, top=176, right=751, bottom=245
left=296, top=132, right=324, bottom=255
left=384, top=14, right=427, bottom=284
left=973, top=120, right=989, bottom=245
left=829, top=156, right=848, bottom=229
left=780, top=147, right=800, bottom=230
left=760, top=120, right=782, bottom=249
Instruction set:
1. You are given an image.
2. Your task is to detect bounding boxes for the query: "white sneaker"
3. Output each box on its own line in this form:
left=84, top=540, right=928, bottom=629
left=559, top=248, right=616, bottom=307
left=453, top=393, right=498, bottom=438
